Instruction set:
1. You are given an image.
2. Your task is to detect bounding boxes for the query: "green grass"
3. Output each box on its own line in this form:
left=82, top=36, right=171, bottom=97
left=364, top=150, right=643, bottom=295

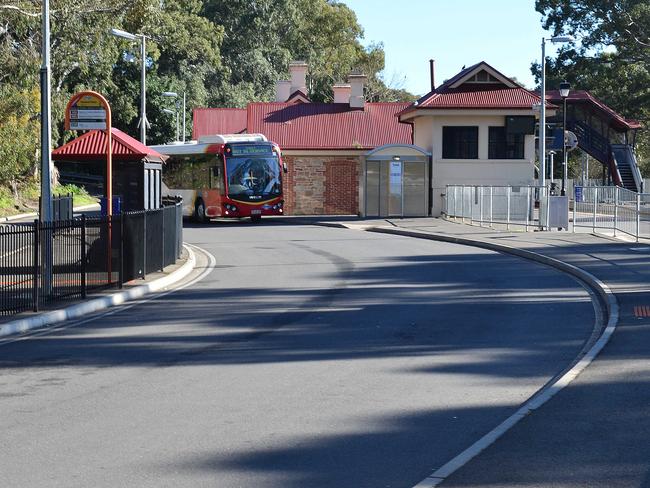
left=0, top=181, right=97, bottom=218
left=55, top=183, right=98, bottom=207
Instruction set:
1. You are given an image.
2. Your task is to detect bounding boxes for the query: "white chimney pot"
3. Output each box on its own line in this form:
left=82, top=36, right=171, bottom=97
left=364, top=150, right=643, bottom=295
left=289, top=61, right=308, bottom=97
left=276, top=80, right=291, bottom=102
left=348, top=73, right=367, bottom=109
left=333, top=84, right=352, bottom=104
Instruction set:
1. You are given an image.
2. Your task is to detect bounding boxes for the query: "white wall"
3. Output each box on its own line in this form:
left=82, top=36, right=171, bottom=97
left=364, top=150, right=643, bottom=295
left=415, top=113, right=536, bottom=215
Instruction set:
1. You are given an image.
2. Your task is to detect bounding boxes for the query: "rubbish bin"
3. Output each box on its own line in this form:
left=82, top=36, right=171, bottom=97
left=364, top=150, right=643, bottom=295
left=574, top=185, right=583, bottom=203
left=100, top=196, right=122, bottom=216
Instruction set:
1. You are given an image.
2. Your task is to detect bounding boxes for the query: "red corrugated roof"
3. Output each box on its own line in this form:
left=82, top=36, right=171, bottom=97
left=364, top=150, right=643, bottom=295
left=401, top=61, right=547, bottom=118
left=193, top=102, right=412, bottom=150
left=545, top=90, right=642, bottom=131
left=408, top=86, right=544, bottom=111
left=52, top=128, right=166, bottom=162
left=192, top=108, right=247, bottom=140
left=247, top=102, right=412, bottom=150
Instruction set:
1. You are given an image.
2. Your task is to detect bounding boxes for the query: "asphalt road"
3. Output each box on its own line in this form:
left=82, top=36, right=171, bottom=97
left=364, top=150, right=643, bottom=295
left=0, top=221, right=596, bottom=488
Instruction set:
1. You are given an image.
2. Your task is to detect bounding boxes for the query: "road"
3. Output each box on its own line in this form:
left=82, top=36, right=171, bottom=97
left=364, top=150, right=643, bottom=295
left=0, top=222, right=596, bottom=488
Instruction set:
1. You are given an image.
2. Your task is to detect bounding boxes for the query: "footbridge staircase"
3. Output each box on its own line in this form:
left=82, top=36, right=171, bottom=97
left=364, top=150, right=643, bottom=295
left=547, top=90, right=643, bottom=192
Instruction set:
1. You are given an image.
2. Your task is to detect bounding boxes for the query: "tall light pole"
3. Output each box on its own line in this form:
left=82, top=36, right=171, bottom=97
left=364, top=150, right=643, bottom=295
left=110, top=28, right=148, bottom=144
left=40, top=0, right=52, bottom=223
left=162, top=91, right=186, bottom=142
left=559, top=80, right=571, bottom=196
left=539, top=35, right=573, bottom=190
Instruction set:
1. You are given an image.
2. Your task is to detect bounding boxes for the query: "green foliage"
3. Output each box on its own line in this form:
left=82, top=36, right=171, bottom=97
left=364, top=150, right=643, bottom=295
left=533, top=0, right=650, bottom=173
left=0, top=86, right=40, bottom=186
left=0, top=0, right=412, bottom=197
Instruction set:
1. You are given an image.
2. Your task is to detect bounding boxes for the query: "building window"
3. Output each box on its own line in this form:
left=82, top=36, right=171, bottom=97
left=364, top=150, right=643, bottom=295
left=488, top=127, right=525, bottom=159
left=442, top=126, right=478, bottom=159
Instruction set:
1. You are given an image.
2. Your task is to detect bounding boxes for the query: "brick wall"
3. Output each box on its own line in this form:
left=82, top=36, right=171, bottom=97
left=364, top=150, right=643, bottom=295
left=283, top=155, right=360, bottom=215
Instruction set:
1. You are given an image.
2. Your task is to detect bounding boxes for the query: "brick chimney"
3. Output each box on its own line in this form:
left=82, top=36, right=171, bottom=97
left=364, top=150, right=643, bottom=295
left=275, top=80, right=291, bottom=102
left=348, top=72, right=367, bottom=109
left=333, top=83, right=352, bottom=104
left=289, top=61, right=308, bottom=96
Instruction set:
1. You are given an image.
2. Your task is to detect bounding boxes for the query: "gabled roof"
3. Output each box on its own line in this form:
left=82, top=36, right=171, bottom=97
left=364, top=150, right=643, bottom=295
left=286, top=89, right=311, bottom=104
left=193, top=102, right=412, bottom=150
left=400, top=61, right=547, bottom=119
left=192, top=108, right=247, bottom=140
left=52, top=128, right=166, bottom=162
left=545, top=90, right=642, bottom=131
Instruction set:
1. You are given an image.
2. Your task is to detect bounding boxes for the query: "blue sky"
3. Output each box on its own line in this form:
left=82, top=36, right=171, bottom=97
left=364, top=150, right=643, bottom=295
left=341, top=0, right=560, bottom=96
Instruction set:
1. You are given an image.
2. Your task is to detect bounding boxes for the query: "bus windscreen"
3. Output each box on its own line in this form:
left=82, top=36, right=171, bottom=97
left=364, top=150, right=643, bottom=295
left=226, top=156, right=282, bottom=200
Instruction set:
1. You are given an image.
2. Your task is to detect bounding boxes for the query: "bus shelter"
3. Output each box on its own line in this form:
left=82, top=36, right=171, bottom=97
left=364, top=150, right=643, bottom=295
left=362, top=144, right=431, bottom=217
left=52, top=128, right=167, bottom=211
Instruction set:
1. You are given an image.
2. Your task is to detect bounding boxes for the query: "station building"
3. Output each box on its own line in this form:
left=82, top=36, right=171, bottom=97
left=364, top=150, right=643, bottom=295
left=193, top=60, right=640, bottom=217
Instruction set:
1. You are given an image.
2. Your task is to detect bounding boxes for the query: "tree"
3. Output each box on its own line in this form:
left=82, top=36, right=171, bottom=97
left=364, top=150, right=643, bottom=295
left=533, top=0, right=650, bottom=171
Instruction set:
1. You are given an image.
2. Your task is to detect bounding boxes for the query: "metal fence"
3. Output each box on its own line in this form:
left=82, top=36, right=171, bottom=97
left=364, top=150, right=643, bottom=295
left=572, top=186, right=650, bottom=241
left=444, top=185, right=550, bottom=230
left=0, top=199, right=183, bottom=317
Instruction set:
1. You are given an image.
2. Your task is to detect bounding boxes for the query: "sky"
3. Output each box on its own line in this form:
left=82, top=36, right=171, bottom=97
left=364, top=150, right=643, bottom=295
left=341, top=0, right=560, bottom=96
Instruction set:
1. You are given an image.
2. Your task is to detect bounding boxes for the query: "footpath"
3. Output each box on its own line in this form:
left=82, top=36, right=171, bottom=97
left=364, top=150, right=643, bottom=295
left=332, top=218, right=650, bottom=488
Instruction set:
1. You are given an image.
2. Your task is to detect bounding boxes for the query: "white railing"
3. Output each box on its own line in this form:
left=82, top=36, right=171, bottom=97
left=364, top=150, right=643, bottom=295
left=572, top=185, right=649, bottom=241
left=444, top=185, right=549, bottom=231
left=445, top=184, right=650, bottom=241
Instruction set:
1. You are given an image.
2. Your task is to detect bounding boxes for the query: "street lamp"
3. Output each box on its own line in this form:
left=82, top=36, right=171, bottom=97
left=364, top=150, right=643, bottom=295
left=161, top=91, right=187, bottom=142
left=110, top=28, right=148, bottom=144
left=559, top=80, right=571, bottom=196
left=162, top=108, right=179, bottom=142
left=539, top=35, right=574, bottom=192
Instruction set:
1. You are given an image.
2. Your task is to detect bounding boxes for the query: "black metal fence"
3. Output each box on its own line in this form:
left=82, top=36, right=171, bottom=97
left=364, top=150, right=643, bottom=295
left=0, top=199, right=183, bottom=317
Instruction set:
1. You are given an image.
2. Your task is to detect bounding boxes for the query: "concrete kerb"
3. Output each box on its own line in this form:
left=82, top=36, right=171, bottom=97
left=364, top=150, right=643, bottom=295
left=0, top=244, right=196, bottom=338
left=327, top=222, right=619, bottom=488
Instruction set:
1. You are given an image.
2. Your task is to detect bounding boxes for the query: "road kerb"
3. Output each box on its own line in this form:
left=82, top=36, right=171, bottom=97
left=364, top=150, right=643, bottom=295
left=0, top=244, right=196, bottom=338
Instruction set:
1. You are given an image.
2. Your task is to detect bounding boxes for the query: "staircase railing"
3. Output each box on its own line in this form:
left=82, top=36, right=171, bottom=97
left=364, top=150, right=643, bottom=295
left=568, top=119, right=622, bottom=186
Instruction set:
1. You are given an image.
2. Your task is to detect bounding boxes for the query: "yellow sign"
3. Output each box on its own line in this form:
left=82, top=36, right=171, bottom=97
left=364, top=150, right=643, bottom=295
left=76, top=95, right=103, bottom=108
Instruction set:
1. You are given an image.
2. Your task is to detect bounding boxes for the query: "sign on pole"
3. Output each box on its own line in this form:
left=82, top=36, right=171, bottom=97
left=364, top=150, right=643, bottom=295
left=66, top=94, right=107, bottom=130
left=64, top=91, right=113, bottom=283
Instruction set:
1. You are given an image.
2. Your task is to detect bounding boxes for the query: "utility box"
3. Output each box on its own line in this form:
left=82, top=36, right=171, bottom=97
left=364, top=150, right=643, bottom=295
left=548, top=195, right=569, bottom=229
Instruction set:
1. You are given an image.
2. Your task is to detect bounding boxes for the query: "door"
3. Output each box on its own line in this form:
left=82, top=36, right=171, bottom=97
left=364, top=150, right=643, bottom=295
left=388, top=160, right=403, bottom=216
left=365, top=160, right=380, bottom=217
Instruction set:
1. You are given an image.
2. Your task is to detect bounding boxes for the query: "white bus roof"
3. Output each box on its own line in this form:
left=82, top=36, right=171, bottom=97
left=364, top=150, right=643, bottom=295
left=149, top=134, right=269, bottom=157
left=199, top=134, right=267, bottom=144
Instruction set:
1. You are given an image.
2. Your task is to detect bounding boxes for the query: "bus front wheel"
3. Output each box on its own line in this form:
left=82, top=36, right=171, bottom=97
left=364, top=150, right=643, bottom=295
left=194, top=200, right=207, bottom=223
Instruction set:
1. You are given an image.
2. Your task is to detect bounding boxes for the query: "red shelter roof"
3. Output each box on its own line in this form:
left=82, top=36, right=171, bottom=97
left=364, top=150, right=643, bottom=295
left=192, top=108, right=247, bottom=140
left=194, top=102, right=412, bottom=150
left=52, top=128, right=166, bottom=162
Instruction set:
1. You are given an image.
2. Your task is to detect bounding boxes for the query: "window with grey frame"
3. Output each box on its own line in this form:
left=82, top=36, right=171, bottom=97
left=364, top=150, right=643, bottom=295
left=442, top=126, right=478, bottom=159
left=488, top=126, right=525, bottom=159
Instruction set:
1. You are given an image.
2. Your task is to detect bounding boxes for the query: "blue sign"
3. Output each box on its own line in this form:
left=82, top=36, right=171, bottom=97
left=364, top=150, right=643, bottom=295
left=574, top=186, right=583, bottom=203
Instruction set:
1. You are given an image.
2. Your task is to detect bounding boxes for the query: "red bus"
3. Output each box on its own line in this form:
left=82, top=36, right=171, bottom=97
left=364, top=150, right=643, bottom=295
left=151, top=134, right=286, bottom=222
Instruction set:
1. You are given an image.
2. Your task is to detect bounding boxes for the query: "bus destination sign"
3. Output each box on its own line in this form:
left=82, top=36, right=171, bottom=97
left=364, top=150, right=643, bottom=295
left=229, top=144, right=273, bottom=157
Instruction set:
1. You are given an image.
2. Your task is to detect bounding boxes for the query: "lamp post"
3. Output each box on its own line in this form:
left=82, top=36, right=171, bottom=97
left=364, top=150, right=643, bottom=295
left=559, top=80, right=571, bottom=196
left=539, top=36, right=573, bottom=191
left=162, top=108, right=179, bottom=142
left=162, top=91, right=186, bottom=142
left=40, top=0, right=53, bottom=223
left=110, top=28, right=148, bottom=144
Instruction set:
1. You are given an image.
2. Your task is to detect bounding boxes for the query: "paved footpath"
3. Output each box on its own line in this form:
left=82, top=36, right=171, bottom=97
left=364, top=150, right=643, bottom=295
left=344, top=218, right=650, bottom=488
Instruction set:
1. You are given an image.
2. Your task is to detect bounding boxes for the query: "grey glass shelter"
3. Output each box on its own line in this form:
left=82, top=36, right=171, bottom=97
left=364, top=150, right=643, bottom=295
left=362, top=144, right=431, bottom=217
